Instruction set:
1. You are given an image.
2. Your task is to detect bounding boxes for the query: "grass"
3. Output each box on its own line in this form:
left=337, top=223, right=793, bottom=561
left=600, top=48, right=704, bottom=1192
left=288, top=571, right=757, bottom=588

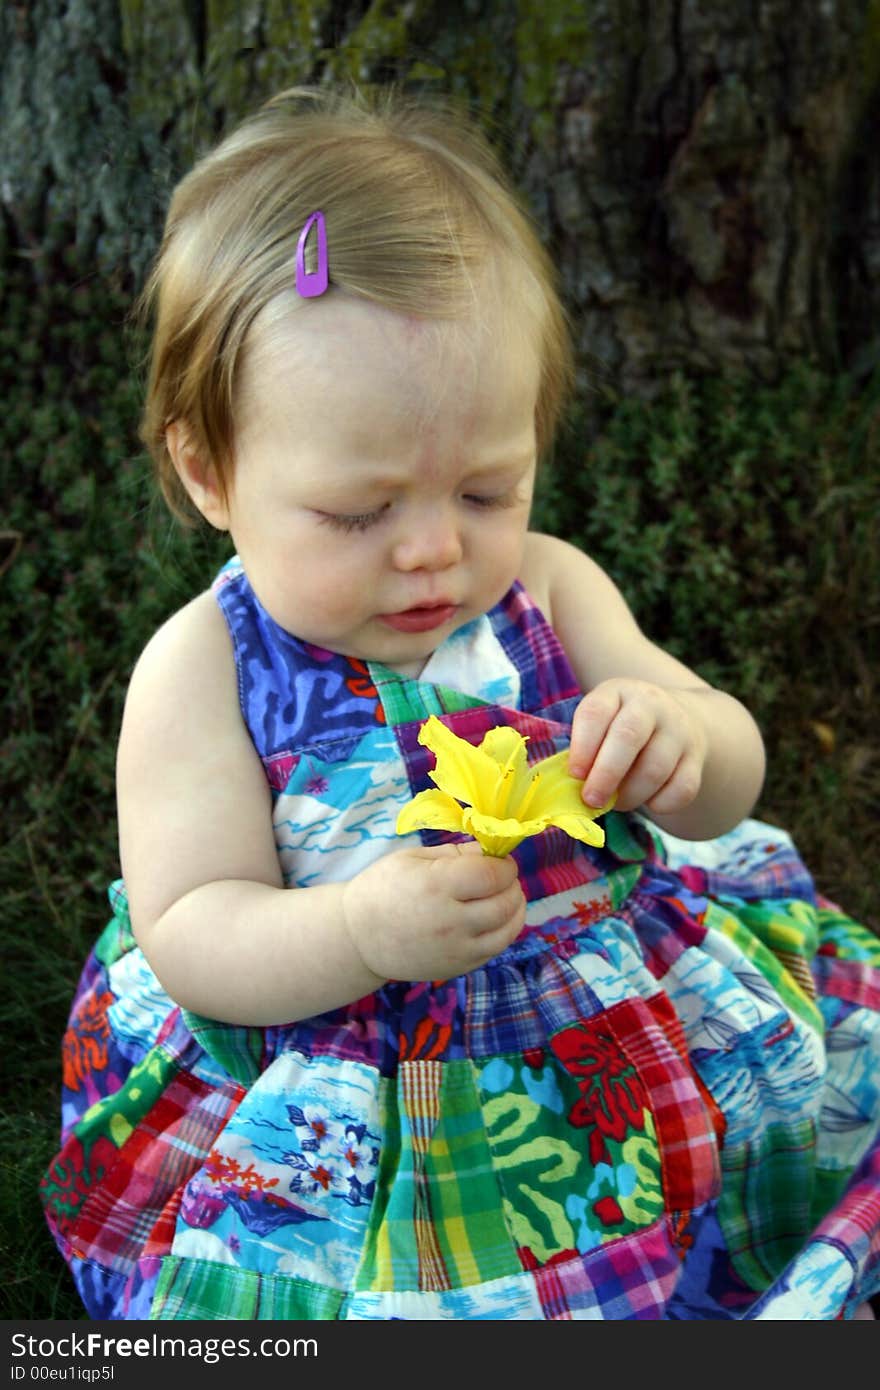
left=1, top=259, right=878, bottom=1320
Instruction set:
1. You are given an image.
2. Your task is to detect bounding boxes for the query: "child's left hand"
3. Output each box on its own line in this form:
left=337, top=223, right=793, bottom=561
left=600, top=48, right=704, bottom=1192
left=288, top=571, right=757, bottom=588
left=568, top=678, right=709, bottom=816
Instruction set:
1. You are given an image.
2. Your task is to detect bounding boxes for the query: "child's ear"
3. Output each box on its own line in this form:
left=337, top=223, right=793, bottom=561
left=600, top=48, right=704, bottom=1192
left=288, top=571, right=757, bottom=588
left=165, top=421, right=230, bottom=531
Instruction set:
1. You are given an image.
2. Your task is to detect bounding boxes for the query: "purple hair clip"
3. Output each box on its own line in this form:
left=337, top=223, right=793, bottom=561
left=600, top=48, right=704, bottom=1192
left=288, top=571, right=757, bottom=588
left=295, top=210, right=329, bottom=298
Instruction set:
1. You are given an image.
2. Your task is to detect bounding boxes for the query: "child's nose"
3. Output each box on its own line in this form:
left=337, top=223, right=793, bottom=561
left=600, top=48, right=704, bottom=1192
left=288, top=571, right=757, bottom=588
left=391, top=506, right=463, bottom=572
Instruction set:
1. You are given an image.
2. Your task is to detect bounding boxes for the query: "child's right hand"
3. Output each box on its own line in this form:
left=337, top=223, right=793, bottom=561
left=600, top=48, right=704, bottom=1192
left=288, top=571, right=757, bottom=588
left=342, top=842, right=526, bottom=982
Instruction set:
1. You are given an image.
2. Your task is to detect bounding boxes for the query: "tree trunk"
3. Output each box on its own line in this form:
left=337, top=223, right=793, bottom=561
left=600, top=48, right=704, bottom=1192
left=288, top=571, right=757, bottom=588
left=529, top=0, right=880, bottom=393
left=1, top=0, right=877, bottom=393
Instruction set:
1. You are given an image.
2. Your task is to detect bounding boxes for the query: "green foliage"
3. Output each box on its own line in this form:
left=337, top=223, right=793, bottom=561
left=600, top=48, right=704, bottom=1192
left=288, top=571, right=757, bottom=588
left=0, top=255, right=230, bottom=1317
left=535, top=366, right=879, bottom=703
left=1, top=271, right=227, bottom=844
left=533, top=364, right=880, bottom=921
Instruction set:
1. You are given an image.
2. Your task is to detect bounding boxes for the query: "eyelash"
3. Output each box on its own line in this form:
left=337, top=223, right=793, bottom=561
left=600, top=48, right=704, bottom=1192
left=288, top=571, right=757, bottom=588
left=319, top=508, right=387, bottom=533
left=318, top=492, right=516, bottom=534
left=466, top=492, right=516, bottom=510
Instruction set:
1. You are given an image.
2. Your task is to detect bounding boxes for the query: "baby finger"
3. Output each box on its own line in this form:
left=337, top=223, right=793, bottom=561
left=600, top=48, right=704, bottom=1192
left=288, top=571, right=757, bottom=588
left=469, top=892, right=527, bottom=963
left=644, top=753, right=703, bottom=814
left=569, top=690, right=620, bottom=780
left=582, top=705, right=655, bottom=808
left=447, top=847, right=519, bottom=903
left=613, top=734, right=682, bottom=812
left=468, top=876, right=526, bottom=937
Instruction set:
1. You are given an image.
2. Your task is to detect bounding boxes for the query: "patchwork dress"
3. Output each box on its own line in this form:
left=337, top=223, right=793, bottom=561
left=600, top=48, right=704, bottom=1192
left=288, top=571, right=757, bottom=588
left=41, top=558, right=880, bottom=1320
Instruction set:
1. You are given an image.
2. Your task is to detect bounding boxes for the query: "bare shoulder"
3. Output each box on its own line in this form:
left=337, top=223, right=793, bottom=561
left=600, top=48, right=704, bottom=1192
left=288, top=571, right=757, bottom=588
left=118, top=587, right=278, bottom=932
left=116, top=587, right=258, bottom=806
left=520, top=531, right=631, bottom=625
left=120, top=588, right=239, bottom=742
left=520, top=531, right=657, bottom=690
left=521, top=531, right=709, bottom=693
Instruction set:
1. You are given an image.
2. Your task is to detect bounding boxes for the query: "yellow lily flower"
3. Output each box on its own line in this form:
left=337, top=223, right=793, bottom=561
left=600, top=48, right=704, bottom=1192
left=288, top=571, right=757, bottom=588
left=396, top=716, right=614, bottom=857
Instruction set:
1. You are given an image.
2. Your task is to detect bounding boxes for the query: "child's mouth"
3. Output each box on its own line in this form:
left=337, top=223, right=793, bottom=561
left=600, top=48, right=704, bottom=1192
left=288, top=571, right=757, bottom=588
left=378, top=603, right=458, bottom=633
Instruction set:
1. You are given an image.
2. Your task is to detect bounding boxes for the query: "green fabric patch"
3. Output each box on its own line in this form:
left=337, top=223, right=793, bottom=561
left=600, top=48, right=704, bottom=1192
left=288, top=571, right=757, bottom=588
left=83, top=1043, right=181, bottom=1155
left=370, top=664, right=484, bottom=727
left=180, top=1011, right=265, bottom=1087
left=94, top=879, right=136, bottom=968
left=607, top=862, right=644, bottom=911
left=718, top=1120, right=819, bottom=1291
left=817, top=905, right=880, bottom=966
left=152, top=1255, right=343, bottom=1320
left=602, top=812, right=650, bottom=864
left=359, top=1061, right=519, bottom=1291
left=476, top=1050, right=663, bottom=1263
left=707, top=900, right=825, bottom=1036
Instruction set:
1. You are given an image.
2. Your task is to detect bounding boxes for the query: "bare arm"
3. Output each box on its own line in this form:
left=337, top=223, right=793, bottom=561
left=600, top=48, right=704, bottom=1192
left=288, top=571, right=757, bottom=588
left=521, top=533, right=766, bottom=840
left=117, top=593, right=524, bottom=1026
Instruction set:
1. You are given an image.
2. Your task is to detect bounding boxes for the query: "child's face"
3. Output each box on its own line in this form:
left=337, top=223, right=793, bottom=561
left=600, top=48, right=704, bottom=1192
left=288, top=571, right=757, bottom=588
left=215, top=293, right=540, bottom=671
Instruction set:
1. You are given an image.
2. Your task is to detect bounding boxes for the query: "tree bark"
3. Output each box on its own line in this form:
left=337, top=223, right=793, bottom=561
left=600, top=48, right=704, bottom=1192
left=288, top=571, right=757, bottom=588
left=1, top=0, right=877, bottom=392
left=531, top=0, right=880, bottom=393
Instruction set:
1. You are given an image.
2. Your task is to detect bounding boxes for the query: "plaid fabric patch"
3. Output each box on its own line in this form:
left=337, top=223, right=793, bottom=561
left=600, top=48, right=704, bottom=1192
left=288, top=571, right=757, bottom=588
left=513, top=833, right=639, bottom=904
left=696, top=839, right=818, bottom=905
left=363, top=1059, right=519, bottom=1291
left=811, top=1137, right=880, bottom=1291
left=398, top=1059, right=450, bottom=1292
left=533, top=1224, right=680, bottom=1320
left=180, top=1011, right=266, bottom=1087
left=719, top=1118, right=820, bottom=1290
left=490, top=583, right=581, bottom=715
left=372, top=672, right=480, bottom=728
left=742, top=1137, right=880, bottom=1318
left=152, top=1255, right=344, bottom=1320
left=626, top=873, right=710, bottom=981
left=465, top=948, right=603, bottom=1057
left=604, top=994, right=723, bottom=1212
left=816, top=902, right=880, bottom=966
left=813, top=956, right=880, bottom=1013
left=703, top=901, right=825, bottom=1035
left=100, top=879, right=137, bottom=962
left=61, top=1060, right=243, bottom=1274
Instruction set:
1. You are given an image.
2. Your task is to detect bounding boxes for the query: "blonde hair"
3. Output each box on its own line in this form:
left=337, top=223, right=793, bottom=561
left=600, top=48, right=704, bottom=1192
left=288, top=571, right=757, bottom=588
left=138, top=85, right=573, bottom=521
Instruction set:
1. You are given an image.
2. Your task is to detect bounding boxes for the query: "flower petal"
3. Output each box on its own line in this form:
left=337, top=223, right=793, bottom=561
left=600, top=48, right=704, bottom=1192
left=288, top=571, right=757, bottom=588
left=478, top=726, right=534, bottom=816
left=546, top=813, right=608, bottom=847
left=523, top=751, right=615, bottom=821
left=396, top=788, right=466, bottom=837
left=461, top=806, right=534, bottom=858
left=478, top=725, right=529, bottom=767
left=418, top=716, right=502, bottom=812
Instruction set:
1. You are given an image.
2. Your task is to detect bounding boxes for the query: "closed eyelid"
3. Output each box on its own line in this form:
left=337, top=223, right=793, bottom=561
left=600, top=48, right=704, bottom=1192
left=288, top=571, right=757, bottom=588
left=463, top=489, right=521, bottom=508
left=315, top=504, right=389, bottom=533
left=311, top=462, right=533, bottom=528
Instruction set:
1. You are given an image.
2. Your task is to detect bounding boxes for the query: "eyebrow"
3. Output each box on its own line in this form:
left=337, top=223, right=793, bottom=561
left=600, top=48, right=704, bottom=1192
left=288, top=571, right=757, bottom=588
left=464, top=453, right=536, bottom=475
left=455, top=459, right=536, bottom=494
left=314, top=453, right=535, bottom=496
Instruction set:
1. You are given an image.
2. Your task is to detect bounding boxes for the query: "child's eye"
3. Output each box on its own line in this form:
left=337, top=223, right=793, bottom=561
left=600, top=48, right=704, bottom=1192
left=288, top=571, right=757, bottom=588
left=317, top=506, right=388, bottom=533
left=463, top=491, right=516, bottom=510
